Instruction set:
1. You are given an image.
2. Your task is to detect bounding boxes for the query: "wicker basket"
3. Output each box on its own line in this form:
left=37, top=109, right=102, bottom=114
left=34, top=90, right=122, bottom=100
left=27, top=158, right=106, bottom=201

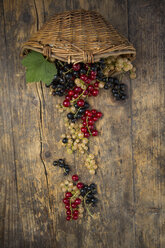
left=21, top=9, right=136, bottom=64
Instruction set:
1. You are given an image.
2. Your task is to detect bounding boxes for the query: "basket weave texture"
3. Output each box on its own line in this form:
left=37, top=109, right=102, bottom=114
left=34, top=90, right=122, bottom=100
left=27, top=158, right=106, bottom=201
left=21, top=9, right=136, bottom=64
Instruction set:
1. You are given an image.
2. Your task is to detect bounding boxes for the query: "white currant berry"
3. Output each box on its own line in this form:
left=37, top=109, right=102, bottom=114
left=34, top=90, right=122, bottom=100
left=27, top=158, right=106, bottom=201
left=99, top=81, right=104, bottom=88
left=60, top=182, right=65, bottom=187
left=89, top=154, right=94, bottom=159
left=62, top=187, right=67, bottom=192
left=79, top=207, right=84, bottom=213
left=89, top=169, right=95, bottom=175
left=79, top=213, right=83, bottom=218
left=67, top=149, right=72, bottom=154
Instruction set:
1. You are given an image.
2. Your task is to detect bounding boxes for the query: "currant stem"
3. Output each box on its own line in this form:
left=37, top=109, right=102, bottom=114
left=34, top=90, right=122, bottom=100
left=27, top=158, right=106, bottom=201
left=74, top=107, right=81, bottom=118
left=58, top=60, right=64, bottom=67
left=63, top=68, right=73, bottom=74
left=69, top=199, right=73, bottom=216
left=71, top=190, right=80, bottom=199
left=84, top=191, right=93, bottom=218
left=71, top=89, right=86, bottom=103
left=86, top=117, right=92, bottom=136
left=86, top=65, right=91, bottom=76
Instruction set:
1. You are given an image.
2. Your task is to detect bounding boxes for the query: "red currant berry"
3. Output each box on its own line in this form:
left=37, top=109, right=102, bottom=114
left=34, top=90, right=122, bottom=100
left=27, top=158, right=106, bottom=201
left=92, top=89, right=99, bottom=96
left=73, top=210, right=79, bottom=215
left=75, top=198, right=81, bottom=205
left=65, top=95, right=72, bottom=100
left=86, top=78, right=91, bottom=84
left=92, top=130, right=98, bottom=136
left=72, top=174, right=79, bottom=181
left=88, top=125, right=94, bottom=131
left=71, top=203, right=77, bottom=209
left=96, top=112, right=103, bottom=118
left=81, top=116, right=86, bottom=121
left=83, top=121, right=87, bottom=126
left=73, top=215, right=79, bottom=220
left=85, top=110, right=90, bottom=116
left=73, top=63, right=80, bottom=71
left=93, top=116, right=98, bottom=122
left=77, top=182, right=84, bottom=189
left=91, top=71, right=97, bottom=76
left=83, top=90, right=89, bottom=95
left=63, top=198, right=69, bottom=204
left=66, top=216, right=71, bottom=221
left=77, top=99, right=85, bottom=107
left=80, top=75, right=87, bottom=81
left=65, top=204, right=71, bottom=209
left=88, top=119, right=94, bottom=125
left=88, top=85, right=94, bottom=92
left=74, top=87, right=82, bottom=93
left=85, top=64, right=89, bottom=70
left=63, top=99, right=70, bottom=107
left=91, top=109, right=97, bottom=115
left=68, top=90, right=74, bottom=96
left=81, top=127, right=87, bottom=133
left=66, top=209, right=71, bottom=215
left=90, top=74, right=96, bottom=80
left=65, top=192, right=73, bottom=198
left=84, top=132, right=90, bottom=138
left=94, top=82, right=99, bottom=87
left=73, top=93, right=79, bottom=99
left=87, top=112, right=93, bottom=117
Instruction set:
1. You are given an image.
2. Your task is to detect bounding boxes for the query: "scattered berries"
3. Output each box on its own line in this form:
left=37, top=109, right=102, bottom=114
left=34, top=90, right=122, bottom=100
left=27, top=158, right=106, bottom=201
left=52, top=159, right=71, bottom=175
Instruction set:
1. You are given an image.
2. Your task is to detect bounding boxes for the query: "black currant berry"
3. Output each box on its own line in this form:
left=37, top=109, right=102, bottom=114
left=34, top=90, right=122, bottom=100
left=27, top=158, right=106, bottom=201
left=67, top=113, right=74, bottom=120
left=62, top=138, right=68, bottom=144
left=53, top=161, right=58, bottom=166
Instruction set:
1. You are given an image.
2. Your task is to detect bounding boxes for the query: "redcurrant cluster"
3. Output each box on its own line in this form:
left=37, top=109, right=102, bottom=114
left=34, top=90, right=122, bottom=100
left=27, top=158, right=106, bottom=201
left=60, top=174, right=98, bottom=221
left=81, top=109, right=102, bottom=138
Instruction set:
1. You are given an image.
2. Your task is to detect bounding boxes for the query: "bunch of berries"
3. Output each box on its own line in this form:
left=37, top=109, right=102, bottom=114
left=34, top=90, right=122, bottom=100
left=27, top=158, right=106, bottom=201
left=60, top=174, right=98, bottom=221
left=53, top=159, right=71, bottom=175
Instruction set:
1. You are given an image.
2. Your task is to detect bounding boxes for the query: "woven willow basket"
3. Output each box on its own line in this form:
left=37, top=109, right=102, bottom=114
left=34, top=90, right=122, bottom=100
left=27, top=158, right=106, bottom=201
left=21, top=9, right=136, bottom=64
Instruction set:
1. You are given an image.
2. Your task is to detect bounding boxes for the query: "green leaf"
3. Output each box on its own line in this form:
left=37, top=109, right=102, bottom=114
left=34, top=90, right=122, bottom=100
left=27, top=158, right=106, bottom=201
left=21, top=51, right=57, bottom=85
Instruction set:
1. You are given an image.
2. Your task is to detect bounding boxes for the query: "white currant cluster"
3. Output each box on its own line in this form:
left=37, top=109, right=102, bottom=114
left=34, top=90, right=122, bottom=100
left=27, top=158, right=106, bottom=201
left=85, top=154, right=98, bottom=175
left=61, top=118, right=89, bottom=154
left=104, top=55, right=136, bottom=79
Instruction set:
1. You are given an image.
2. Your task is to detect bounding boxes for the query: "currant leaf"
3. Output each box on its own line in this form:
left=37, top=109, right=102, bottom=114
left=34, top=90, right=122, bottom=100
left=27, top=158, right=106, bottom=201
left=22, top=51, right=57, bottom=85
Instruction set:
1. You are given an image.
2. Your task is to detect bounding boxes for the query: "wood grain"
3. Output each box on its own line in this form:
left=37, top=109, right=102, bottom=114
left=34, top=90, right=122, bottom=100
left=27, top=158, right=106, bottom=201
left=128, top=1, right=165, bottom=247
left=0, top=0, right=164, bottom=247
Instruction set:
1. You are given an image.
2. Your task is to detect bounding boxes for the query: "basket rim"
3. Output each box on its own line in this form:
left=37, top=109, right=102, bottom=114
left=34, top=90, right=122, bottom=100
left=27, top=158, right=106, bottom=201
left=21, top=44, right=136, bottom=63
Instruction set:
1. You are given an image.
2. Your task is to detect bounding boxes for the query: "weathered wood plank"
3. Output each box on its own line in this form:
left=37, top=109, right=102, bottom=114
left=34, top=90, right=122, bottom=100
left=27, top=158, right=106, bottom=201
left=1, top=0, right=57, bottom=247
left=0, top=1, right=25, bottom=247
left=128, top=0, right=165, bottom=247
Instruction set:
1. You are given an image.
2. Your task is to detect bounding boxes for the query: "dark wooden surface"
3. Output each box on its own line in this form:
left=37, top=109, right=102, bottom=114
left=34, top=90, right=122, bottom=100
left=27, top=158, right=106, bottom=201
left=0, top=0, right=165, bottom=247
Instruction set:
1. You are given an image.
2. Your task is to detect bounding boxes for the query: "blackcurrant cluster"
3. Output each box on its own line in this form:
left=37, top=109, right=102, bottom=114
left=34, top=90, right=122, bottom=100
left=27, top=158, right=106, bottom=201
left=80, top=183, right=98, bottom=207
left=61, top=174, right=98, bottom=221
left=53, top=159, right=71, bottom=175
left=104, top=77, right=127, bottom=101
left=48, top=61, right=75, bottom=96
